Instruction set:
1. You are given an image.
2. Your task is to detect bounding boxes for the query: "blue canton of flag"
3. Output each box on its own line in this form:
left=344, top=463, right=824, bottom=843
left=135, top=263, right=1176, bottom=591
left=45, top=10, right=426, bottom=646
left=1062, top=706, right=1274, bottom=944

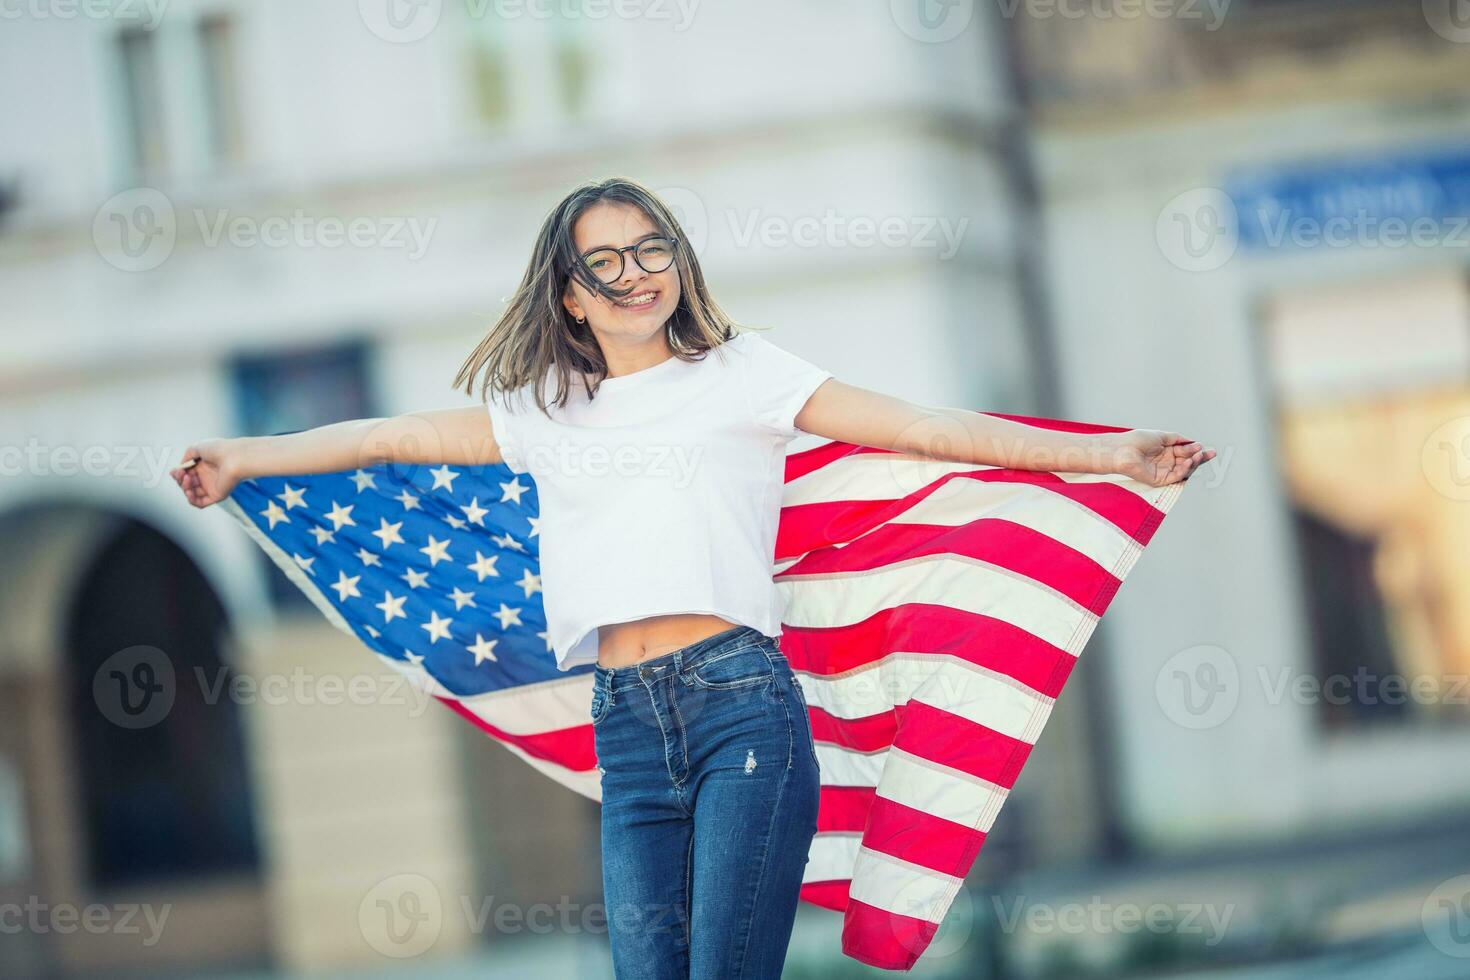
left=220, top=458, right=586, bottom=695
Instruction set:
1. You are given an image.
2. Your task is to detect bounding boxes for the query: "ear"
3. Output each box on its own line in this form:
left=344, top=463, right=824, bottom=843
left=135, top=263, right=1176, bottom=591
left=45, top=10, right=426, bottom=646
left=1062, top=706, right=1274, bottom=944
left=561, top=283, right=583, bottom=322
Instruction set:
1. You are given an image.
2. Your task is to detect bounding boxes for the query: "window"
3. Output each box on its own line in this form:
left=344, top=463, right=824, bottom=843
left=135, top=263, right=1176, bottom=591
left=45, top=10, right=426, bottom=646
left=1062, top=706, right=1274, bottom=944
left=460, top=2, right=592, bottom=130
left=549, top=0, right=591, bottom=120
left=231, top=340, right=379, bottom=610
left=466, top=16, right=512, bottom=127
left=113, top=14, right=247, bottom=181
left=117, top=26, right=167, bottom=177
left=1264, top=271, right=1470, bottom=732
left=198, top=14, right=246, bottom=167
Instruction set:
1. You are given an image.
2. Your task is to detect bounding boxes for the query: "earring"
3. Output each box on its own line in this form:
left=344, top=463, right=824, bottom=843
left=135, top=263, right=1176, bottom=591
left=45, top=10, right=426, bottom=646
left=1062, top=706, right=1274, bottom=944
left=575, top=316, right=585, bottom=324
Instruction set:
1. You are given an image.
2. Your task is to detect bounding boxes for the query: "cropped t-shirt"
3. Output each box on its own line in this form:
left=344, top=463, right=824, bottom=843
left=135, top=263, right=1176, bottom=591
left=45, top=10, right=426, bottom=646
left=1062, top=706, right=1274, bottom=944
left=485, top=331, right=834, bottom=671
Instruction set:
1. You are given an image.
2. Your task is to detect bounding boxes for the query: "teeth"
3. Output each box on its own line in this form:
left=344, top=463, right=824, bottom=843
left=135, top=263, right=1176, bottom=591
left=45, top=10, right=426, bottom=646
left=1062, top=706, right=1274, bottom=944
left=617, top=292, right=657, bottom=307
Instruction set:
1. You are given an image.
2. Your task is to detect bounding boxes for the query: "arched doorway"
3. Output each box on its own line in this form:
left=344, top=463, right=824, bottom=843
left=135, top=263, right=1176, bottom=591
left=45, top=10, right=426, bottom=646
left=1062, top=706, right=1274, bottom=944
left=0, top=505, right=271, bottom=977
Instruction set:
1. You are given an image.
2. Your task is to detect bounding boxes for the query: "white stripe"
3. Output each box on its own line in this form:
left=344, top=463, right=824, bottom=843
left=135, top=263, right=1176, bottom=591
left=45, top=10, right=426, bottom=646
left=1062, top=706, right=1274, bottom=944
left=781, top=552, right=1093, bottom=653
left=804, top=832, right=861, bottom=884
left=796, top=652, right=1054, bottom=739
left=875, top=746, right=1009, bottom=832
left=450, top=673, right=597, bottom=735
left=784, top=446, right=1163, bottom=510
left=846, top=845, right=964, bottom=925
left=814, top=742, right=886, bottom=788
left=782, top=466, right=1141, bottom=574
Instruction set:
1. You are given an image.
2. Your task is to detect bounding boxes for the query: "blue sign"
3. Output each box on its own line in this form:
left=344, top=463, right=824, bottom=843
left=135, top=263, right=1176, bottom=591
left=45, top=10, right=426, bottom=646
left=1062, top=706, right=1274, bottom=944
left=1224, top=145, right=1470, bottom=250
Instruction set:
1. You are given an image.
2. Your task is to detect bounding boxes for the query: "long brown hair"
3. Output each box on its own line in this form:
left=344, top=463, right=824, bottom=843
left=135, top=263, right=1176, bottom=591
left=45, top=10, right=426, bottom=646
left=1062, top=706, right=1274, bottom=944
left=454, top=177, right=750, bottom=417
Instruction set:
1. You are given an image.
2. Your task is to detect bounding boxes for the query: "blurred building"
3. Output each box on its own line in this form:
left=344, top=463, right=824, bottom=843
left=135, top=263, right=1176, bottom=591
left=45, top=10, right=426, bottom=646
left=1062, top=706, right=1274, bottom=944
left=1014, top=0, right=1470, bottom=850
left=10, top=1, right=1470, bottom=978
left=0, top=2, right=1048, bottom=976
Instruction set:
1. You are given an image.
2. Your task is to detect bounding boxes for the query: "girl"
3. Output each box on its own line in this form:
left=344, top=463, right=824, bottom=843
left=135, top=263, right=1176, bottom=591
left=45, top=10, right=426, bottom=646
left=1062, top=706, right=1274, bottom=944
left=171, top=177, right=1213, bottom=978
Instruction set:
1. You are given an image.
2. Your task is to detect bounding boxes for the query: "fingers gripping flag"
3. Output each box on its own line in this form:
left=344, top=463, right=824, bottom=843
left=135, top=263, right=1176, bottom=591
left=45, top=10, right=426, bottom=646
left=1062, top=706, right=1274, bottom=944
left=219, top=411, right=1186, bottom=971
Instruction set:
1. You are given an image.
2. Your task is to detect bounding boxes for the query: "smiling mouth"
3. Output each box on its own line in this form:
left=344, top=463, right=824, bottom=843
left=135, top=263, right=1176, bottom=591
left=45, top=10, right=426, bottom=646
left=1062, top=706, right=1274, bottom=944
left=614, top=290, right=659, bottom=309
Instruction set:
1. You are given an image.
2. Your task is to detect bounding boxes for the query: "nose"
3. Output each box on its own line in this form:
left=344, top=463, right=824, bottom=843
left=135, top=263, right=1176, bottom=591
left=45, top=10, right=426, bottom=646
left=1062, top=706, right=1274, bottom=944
left=618, top=263, right=648, bottom=289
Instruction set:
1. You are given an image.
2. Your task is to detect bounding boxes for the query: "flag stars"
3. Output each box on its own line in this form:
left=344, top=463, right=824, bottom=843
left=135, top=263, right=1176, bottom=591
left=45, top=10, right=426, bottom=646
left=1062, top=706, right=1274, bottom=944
left=419, top=535, right=452, bottom=566
left=491, top=531, right=524, bottom=553
left=460, top=497, right=489, bottom=526
left=395, top=489, right=421, bottom=511
left=449, top=587, right=477, bottom=610
left=429, top=465, right=460, bottom=493
left=402, top=567, right=430, bottom=590
left=277, top=484, right=308, bottom=509
left=350, top=469, right=377, bottom=492
left=376, top=590, right=407, bottom=624
left=403, top=649, right=424, bottom=667
left=261, top=500, right=289, bottom=530
left=331, top=570, right=362, bottom=602
left=372, top=517, right=405, bottom=550
left=309, top=526, right=336, bottom=546
left=468, top=634, right=499, bottom=666
left=492, top=603, right=522, bottom=630
left=421, top=611, right=454, bottom=644
left=527, top=516, right=542, bottom=539
left=356, top=548, right=381, bottom=567
left=469, top=551, right=500, bottom=581
left=499, top=476, right=529, bottom=506
left=443, top=514, right=467, bottom=531
left=291, top=553, right=316, bottom=577
left=516, top=570, right=542, bottom=598
left=326, top=501, right=356, bottom=531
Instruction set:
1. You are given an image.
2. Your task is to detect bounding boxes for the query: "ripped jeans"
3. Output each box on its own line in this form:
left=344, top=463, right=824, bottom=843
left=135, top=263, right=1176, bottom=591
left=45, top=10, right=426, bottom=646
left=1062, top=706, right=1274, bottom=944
left=590, top=624, right=821, bottom=979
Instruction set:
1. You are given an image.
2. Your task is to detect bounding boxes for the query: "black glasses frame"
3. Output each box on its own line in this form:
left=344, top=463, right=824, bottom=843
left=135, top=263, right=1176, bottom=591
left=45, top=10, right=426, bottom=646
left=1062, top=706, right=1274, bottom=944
left=576, top=236, right=680, bottom=284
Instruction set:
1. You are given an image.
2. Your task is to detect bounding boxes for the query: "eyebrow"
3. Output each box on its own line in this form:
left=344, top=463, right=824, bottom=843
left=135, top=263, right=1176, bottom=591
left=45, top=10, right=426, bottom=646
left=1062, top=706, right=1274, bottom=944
left=579, top=232, right=664, bottom=257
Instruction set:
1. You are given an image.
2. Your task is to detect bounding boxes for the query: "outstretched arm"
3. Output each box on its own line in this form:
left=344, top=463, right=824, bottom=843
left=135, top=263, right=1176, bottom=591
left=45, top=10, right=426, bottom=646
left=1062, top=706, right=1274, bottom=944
left=793, top=379, right=1215, bottom=487
left=170, top=405, right=505, bottom=509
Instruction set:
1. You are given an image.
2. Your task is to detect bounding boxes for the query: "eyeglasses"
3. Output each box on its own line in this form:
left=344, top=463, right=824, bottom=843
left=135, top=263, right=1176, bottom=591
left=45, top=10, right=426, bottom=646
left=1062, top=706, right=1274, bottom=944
left=578, top=236, right=679, bottom=284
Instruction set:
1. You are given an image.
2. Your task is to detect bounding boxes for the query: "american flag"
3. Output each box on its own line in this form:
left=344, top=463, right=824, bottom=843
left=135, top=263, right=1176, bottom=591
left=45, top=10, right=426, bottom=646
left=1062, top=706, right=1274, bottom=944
left=219, top=410, right=1185, bottom=971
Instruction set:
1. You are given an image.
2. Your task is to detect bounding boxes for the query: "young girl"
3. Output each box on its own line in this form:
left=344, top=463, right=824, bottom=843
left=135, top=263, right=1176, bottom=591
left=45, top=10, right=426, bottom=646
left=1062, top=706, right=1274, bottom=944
left=171, top=177, right=1213, bottom=978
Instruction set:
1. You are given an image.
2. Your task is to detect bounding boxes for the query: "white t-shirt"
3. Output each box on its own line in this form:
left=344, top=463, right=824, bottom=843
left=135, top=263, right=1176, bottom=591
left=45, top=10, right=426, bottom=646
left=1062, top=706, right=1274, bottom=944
left=485, top=330, right=834, bottom=671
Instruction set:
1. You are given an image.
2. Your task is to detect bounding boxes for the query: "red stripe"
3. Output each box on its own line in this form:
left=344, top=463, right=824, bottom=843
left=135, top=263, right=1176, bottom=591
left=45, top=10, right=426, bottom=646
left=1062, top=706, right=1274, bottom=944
left=798, top=880, right=851, bottom=912
left=816, top=786, right=877, bottom=833
left=780, top=517, right=1121, bottom=614
left=860, top=795, right=987, bottom=878
left=437, top=697, right=598, bottom=772
left=893, top=700, right=1037, bottom=791
left=841, top=897, right=938, bottom=971
left=781, top=604, right=1075, bottom=699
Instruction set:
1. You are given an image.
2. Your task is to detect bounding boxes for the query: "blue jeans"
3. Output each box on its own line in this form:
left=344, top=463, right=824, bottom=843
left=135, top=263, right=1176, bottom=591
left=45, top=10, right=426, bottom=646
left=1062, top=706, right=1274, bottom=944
left=591, top=624, right=821, bottom=979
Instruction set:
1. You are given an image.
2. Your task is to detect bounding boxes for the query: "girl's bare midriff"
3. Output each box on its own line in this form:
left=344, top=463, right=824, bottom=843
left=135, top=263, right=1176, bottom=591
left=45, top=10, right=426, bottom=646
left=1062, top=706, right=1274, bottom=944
left=597, top=612, right=743, bottom=668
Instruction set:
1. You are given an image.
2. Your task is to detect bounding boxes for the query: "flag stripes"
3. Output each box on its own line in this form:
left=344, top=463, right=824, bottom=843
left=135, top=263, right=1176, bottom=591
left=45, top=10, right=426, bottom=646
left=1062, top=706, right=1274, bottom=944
left=220, top=410, right=1183, bottom=971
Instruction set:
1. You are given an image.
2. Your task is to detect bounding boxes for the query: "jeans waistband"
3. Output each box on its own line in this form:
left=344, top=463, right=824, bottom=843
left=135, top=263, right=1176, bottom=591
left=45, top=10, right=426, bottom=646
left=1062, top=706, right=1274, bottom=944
left=593, top=624, right=766, bottom=690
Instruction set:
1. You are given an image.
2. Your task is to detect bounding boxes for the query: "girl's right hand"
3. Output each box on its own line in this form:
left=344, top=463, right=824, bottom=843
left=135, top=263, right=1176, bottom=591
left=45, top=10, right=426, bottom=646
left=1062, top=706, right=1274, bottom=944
left=170, top=438, right=244, bottom=509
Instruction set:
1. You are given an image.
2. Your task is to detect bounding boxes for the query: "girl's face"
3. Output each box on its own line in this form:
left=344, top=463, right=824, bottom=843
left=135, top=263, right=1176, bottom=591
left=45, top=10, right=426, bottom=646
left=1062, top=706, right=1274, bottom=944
left=562, top=201, right=681, bottom=346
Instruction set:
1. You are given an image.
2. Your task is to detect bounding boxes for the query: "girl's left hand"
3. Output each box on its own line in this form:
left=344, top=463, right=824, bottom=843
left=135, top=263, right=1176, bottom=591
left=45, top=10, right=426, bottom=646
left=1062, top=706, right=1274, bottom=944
left=1112, top=430, right=1216, bottom=487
